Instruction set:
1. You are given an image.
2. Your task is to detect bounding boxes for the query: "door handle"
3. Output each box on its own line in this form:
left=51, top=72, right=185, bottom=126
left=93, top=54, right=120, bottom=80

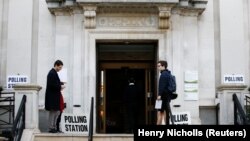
left=147, top=92, right=152, bottom=98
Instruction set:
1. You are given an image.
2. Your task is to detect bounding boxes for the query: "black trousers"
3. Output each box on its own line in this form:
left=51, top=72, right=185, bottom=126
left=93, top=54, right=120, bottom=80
left=157, top=100, right=174, bottom=125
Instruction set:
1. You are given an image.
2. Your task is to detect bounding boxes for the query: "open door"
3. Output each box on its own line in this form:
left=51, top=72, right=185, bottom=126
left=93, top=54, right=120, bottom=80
left=145, top=69, right=156, bottom=125
left=98, top=70, right=106, bottom=133
left=97, top=65, right=156, bottom=133
left=96, top=41, right=157, bottom=133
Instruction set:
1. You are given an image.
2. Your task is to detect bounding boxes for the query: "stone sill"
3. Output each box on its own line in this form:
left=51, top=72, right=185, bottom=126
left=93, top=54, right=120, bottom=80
left=199, top=98, right=216, bottom=106
left=76, top=0, right=179, bottom=3
left=217, top=84, right=247, bottom=91
left=13, top=84, right=42, bottom=91
left=46, top=0, right=65, bottom=2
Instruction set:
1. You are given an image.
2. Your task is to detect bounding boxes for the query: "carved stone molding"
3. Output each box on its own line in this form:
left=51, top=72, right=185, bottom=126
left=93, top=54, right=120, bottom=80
left=179, top=7, right=205, bottom=17
left=50, top=7, right=83, bottom=16
left=158, top=6, right=172, bottom=29
left=46, top=0, right=76, bottom=16
left=178, top=0, right=207, bottom=16
left=46, top=0, right=208, bottom=17
left=76, top=0, right=179, bottom=2
left=97, top=5, right=158, bottom=14
left=49, top=8, right=73, bottom=16
left=70, top=6, right=83, bottom=15
left=97, top=15, right=158, bottom=28
left=81, top=5, right=97, bottom=29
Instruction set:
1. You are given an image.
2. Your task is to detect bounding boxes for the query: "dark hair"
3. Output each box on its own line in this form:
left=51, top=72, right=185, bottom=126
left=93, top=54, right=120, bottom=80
left=54, top=60, right=63, bottom=67
left=158, top=60, right=168, bottom=69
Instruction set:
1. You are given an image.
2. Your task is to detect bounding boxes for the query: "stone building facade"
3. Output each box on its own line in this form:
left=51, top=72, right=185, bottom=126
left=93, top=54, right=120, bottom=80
left=0, top=0, right=250, bottom=132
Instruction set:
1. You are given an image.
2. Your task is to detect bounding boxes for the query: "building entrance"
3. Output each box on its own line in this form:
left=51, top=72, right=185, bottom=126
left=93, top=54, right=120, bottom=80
left=96, top=41, right=157, bottom=133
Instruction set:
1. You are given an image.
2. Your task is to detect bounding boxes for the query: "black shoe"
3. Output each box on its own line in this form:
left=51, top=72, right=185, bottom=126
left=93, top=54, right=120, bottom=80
left=57, top=130, right=63, bottom=133
left=48, top=129, right=57, bottom=133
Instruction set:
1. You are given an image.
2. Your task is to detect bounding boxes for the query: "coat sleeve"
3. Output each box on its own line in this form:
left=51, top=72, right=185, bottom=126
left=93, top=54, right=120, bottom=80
left=47, top=71, right=61, bottom=92
left=158, top=73, right=168, bottom=96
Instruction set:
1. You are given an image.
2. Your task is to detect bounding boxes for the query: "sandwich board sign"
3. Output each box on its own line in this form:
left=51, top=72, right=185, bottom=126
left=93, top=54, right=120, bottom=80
left=170, top=111, right=191, bottom=125
left=61, top=113, right=89, bottom=134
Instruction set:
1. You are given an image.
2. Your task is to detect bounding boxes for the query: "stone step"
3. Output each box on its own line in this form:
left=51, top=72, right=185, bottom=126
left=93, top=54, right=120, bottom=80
left=34, top=133, right=134, bottom=141
left=0, top=137, right=8, bottom=141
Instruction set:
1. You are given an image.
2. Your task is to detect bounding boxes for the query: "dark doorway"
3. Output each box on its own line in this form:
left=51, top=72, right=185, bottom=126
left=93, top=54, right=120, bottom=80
left=96, top=41, right=157, bottom=133
left=105, top=69, right=145, bottom=133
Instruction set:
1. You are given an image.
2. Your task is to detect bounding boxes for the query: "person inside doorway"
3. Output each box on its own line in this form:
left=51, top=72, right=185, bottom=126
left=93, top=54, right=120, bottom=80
left=45, top=60, right=65, bottom=133
left=123, top=77, right=138, bottom=133
left=156, top=60, right=171, bottom=125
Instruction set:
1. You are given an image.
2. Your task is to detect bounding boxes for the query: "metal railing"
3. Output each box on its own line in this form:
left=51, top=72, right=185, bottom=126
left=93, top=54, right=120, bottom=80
left=0, top=92, right=15, bottom=134
left=88, top=97, right=94, bottom=141
left=216, top=103, right=220, bottom=125
left=233, top=94, right=249, bottom=125
left=11, top=95, right=26, bottom=141
left=245, top=95, right=250, bottom=122
left=167, top=102, right=175, bottom=125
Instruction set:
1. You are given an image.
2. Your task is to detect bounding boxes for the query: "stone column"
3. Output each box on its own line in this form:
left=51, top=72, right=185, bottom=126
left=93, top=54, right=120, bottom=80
left=54, top=10, right=73, bottom=113
left=0, top=0, right=3, bottom=86
left=218, top=0, right=248, bottom=84
left=217, top=85, right=247, bottom=124
left=0, top=0, right=8, bottom=86
left=13, top=84, right=42, bottom=129
left=180, top=9, right=201, bottom=124
left=6, top=0, right=34, bottom=80
left=72, top=8, right=84, bottom=114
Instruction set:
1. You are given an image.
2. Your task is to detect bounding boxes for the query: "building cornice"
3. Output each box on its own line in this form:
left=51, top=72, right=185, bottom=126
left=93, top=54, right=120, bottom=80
left=76, top=0, right=179, bottom=3
left=46, top=0, right=207, bottom=16
left=46, top=0, right=208, bottom=29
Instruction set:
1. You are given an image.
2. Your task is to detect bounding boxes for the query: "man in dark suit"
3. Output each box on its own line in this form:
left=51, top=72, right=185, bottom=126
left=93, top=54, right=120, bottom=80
left=45, top=60, right=64, bottom=133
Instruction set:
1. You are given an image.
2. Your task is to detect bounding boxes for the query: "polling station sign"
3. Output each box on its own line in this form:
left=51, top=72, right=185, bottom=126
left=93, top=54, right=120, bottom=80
left=223, top=74, right=244, bottom=84
left=170, top=112, right=191, bottom=125
left=7, top=75, right=29, bottom=89
left=61, top=113, right=89, bottom=134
